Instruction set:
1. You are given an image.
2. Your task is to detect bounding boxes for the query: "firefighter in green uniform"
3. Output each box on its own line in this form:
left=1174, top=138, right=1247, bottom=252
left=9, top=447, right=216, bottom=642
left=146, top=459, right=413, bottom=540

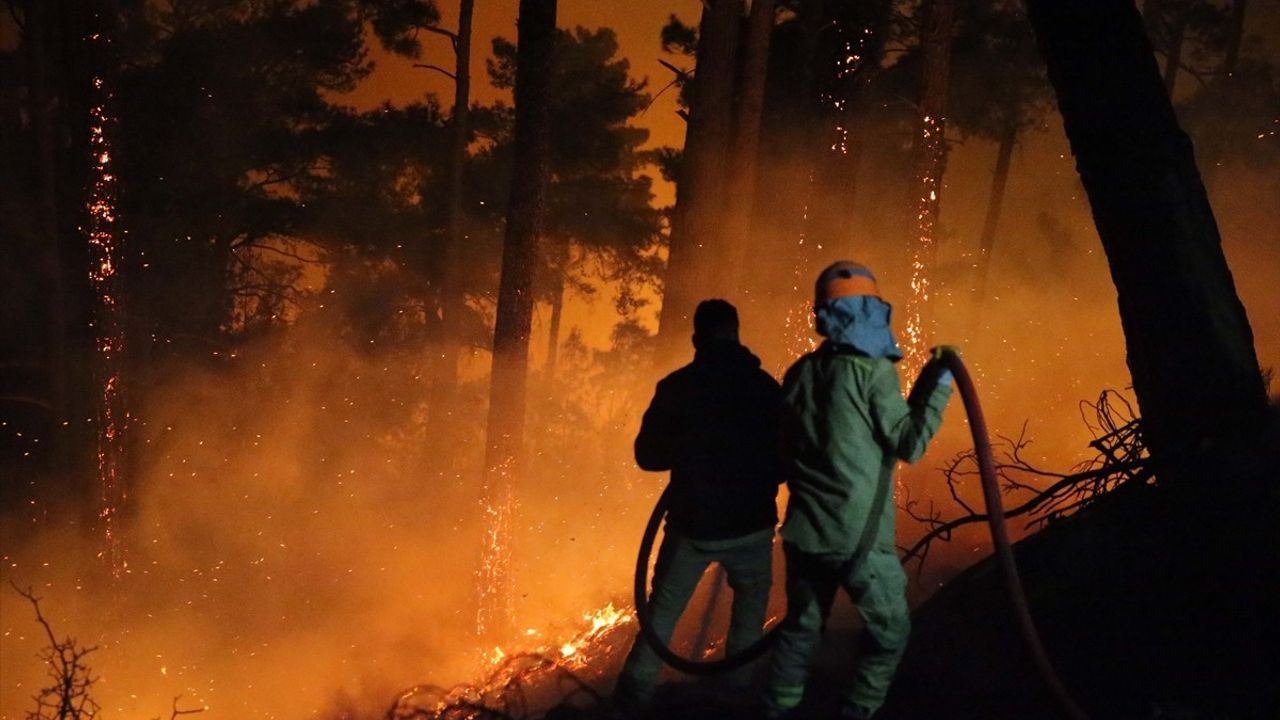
left=765, top=261, right=954, bottom=720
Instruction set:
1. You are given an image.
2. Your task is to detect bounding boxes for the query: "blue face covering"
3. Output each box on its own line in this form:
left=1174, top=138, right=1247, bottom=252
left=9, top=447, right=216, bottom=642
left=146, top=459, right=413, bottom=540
left=815, top=294, right=904, bottom=361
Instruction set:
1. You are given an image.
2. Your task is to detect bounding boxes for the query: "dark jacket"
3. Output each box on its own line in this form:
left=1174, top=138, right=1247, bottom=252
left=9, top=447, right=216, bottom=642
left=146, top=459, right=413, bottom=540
left=635, top=340, right=786, bottom=540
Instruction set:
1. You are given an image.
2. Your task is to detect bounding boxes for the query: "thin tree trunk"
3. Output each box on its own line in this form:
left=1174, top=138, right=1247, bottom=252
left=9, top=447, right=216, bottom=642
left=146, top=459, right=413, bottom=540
left=1142, top=0, right=1165, bottom=33
left=428, top=0, right=474, bottom=456
left=901, top=0, right=954, bottom=374
left=1161, top=15, right=1185, bottom=96
left=723, top=0, right=775, bottom=297
left=545, top=238, right=569, bottom=377
left=24, top=0, right=69, bottom=429
left=1222, top=0, right=1247, bottom=76
left=1024, top=0, right=1266, bottom=477
left=972, top=121, right=1017, bottom=308
left=1200, top=0, right=1247, bottom=194
left=657, top=0, right=743, bottom=355
left=479, top=0, right=555, bottom=637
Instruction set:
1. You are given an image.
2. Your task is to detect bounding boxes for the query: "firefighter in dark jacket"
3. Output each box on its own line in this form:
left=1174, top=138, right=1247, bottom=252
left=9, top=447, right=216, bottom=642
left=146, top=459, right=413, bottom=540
left=614, top=299, right=786, bottom=708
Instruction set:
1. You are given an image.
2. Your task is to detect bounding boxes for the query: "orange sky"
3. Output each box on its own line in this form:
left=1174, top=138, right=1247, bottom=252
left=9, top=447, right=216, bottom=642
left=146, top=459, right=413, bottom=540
left=337, top=1, right=705, bottom=207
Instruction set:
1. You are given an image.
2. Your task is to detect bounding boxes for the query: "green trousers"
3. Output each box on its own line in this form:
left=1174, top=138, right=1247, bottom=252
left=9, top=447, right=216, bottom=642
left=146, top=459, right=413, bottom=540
left=615, top=527, right=774, bottom=703
left=765, top=543, right=911, bottom=716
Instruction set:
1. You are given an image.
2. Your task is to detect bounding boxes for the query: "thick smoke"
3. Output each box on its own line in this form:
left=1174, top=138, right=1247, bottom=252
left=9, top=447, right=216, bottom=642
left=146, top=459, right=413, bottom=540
left=1, top=304, right=655, bottom=719
left=4, top=98, right=1278, bottom=720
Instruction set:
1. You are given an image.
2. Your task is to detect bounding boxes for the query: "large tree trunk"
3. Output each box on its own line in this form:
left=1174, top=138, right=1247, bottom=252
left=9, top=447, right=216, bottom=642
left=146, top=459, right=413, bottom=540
left=901, top=0, right=954, bottom=374
left=657, top=0, right=742, bottom=355
left=879, top=3, right=1275, bottom=717
left=479, top=0, right=556, bottom=637
left=723, top=0, right=775, bottom=297
left=427, top=0, right=474, bottom=462
left=1026, top=0, right=1265, bottom=472
left=972, top=121, right=1018, bottom=311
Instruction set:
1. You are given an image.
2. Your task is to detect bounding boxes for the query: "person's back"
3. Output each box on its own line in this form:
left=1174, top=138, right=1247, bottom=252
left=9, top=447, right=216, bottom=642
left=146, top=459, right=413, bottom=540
left=615, top=299, right=784, bottom=711
left=637, top=336, right=784, bottom=540
left=765, top=262, right=951, bottom=720
left=781, top=345, right=945, bottom=556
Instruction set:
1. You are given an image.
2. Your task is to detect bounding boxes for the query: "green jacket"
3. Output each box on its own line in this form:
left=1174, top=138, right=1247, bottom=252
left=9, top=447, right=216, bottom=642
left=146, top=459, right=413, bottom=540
left=780, top=343, right=951, bottom=555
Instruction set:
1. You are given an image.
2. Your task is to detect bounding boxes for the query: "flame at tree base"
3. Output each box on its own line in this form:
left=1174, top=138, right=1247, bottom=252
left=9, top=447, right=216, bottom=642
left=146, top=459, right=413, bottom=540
left=389, top=602, right=634, bottom=719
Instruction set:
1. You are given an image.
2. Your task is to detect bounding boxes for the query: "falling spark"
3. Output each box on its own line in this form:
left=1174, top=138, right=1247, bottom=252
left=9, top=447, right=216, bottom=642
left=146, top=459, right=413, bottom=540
left=476, top=463, right=516, bottom=637
left=781, top=175, right=820, bottom=371
left=784, top=27, right=875, bottom=368
left=902, top=113, right=946, bottom=382
left=85, top=28, right=129, bottom=576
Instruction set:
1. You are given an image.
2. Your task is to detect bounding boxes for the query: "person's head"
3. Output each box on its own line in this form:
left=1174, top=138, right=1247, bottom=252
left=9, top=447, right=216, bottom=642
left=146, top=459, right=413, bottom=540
left=814, top=261, right=881, bottom=310
left=692, top=299, right=740, bottom=349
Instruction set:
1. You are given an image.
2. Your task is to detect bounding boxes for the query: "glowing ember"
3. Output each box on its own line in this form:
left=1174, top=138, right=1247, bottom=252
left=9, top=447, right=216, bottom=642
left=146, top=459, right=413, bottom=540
left=85, top=37, right=129, bottom=576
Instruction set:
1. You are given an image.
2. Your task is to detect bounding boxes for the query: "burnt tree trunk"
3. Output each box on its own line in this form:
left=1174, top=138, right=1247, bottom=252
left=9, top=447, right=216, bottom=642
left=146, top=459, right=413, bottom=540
left=1024, top=0, right=1265, bottom=474
left=657, top=0, right=742, bottom=354
left=901, top=0, right=954, bottom=373
left=972, top=121, right=1018, bottom=310
left=427, top=0, right=474, bottom=459
left=723, top=0, right=775, bottom=297
left=479, top=0, right=556, bottom=636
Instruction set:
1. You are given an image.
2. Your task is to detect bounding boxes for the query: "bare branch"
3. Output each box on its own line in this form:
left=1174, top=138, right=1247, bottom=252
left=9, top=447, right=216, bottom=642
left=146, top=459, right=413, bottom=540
left=658, top=59, right=692, bottom=84
left=903, top=390, right=1152, bottom=570
left=902, top=460, right=1150, bottom=563
left=640, top=77, right=682, bottom=117
left=11, top=582, right=59, bottom=649
left=422, top=24, right=459, bottom=43
left=232, top=239, right=325, bottom=264
left=11, top=582, right=101, bottom=720
left=6, top=0, right=25, bottom=33
left=413, top=63, right=457, bottom=81
left=170, top=696, right=206, bottom=720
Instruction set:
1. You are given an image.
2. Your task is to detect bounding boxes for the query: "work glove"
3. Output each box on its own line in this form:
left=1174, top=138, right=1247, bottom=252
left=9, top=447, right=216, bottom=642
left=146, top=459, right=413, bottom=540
left=926, top=345, right=959, bottom=387
left=930, top=344, right=961, bottom=362
left=911, top=356, right=952, bottom=407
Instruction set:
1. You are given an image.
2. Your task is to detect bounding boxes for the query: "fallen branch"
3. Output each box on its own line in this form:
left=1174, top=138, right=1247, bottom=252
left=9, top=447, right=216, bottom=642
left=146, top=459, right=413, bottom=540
left=902, top=390, right=1152, bottom=570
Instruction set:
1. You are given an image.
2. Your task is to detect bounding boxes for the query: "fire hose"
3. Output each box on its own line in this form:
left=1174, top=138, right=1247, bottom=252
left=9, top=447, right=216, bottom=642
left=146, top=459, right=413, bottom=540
left=632, top=348, right=1090, bottom=719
